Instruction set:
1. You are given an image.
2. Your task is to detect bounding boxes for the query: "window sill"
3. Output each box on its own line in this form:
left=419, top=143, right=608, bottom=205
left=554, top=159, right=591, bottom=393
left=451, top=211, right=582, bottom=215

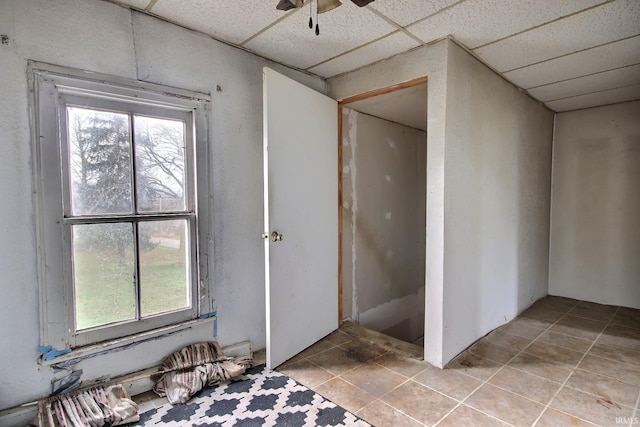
left=39, top=316, right=215, bottom=366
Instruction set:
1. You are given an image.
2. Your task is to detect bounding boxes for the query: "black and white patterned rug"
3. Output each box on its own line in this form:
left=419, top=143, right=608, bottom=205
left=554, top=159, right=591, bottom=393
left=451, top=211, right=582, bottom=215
left=133, top=365, right=371, bottom=426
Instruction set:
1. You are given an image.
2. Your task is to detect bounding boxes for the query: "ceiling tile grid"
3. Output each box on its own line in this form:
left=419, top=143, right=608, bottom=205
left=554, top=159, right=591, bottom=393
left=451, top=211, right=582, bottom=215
left=150, top=0, right=290, bottom=45
left=308, top=31, right=420, bottom=77
left=527, top=64, right=640, bottom=102
left=505, top=36, right=640, bottom=90
left=108, top=0, right=640, bottom=112
left=406, top=0, right=605, bottom=49
left=474, top=0, right=640, bottom=72
left=112, top=0, right=150, bottom=10
left=369, top=0, right=461, bottom=27
left=546, top=84, right=640, bottom=111
left=243, top=1, right=397, bottom=70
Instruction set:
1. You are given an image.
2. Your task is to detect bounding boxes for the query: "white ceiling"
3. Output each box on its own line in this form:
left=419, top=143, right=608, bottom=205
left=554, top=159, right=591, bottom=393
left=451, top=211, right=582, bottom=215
left=111, top=0, right=640, bottom=112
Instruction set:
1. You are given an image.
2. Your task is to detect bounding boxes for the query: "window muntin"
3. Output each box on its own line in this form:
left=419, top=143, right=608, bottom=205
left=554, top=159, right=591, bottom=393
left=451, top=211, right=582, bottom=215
left=31, top=66, right=211, bottom=350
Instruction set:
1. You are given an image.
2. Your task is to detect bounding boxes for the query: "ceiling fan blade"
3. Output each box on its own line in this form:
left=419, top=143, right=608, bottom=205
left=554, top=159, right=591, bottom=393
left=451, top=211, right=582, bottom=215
left=351, top=0, right=375, bottom=6
left=276, top=0, right=303, bottom=11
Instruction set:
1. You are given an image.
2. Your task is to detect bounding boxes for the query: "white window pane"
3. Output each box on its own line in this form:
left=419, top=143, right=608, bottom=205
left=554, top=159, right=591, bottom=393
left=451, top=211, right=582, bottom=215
left=139, top=220, right=190, bottom=316
left=73, top=223, right=135, bottom=330
left=67, top=107, right=133, bottom=215
left=134, top=116, right=186, bottom=212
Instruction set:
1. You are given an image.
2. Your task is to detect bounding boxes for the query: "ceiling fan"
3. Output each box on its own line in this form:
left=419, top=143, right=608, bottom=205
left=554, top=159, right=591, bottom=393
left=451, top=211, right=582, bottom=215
left=276, top=0, right=375, bottom=12
left=276, top=0, right=375, bottom=35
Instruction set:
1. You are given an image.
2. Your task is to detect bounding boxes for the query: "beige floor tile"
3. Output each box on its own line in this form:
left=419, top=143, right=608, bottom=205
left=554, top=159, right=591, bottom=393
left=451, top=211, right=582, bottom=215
left=508, top=352, right=574, bottom=383
left=498, top=317, right=547, bottom=340
left=610, top=307, right=640, bottom=330
left=413, top=364, right=482, bottom=401
left=307, top=346, right=362, bottom=376
left=524, top=341, right=585, bottom=366
left=535, top=408, right=598, bottom=427
left=295, top=339, right=337, bottom=359
left=446, top=351, right=502, bottom=381
left=536, top=330, right=594, bottom=353
left=437, top=404, right=510, bottom=427
left=357, top=401, right=424, bottom=427
left=277, top=359, right=334, bottom=388
left=597, top=324, right=640, bottom=352
left=488, top=366, right=561, bottom=405
left=550, top=386, right=634, bottom=426
left=339, top=338, right=389, bottom=363
left=341, top=361, right=407, bottom=398
left=313, top=377, right=376, bottom=413
left=322, top=329, right=354, bottom=346
left=468, top=339, right=520, bottom=364
left=465, top=383, right=545, bottom=427
left=520, top=306, right=565, bottom=323
left=565, top=368, right=640, bottom=408
left=381, top=380, right=457, bottom=426
left=588, top=343, right=640, bottom=367
left=485, top=328, right=533, bottom=351
left=568, top=301, right=618, bottom=322
left=550, top=316, right=607, bottom=341
left=533, top=296, right=579, bottom=313
left=579, top=354, right=640, bottom=387
left=373, top=351, right=428, bottom=378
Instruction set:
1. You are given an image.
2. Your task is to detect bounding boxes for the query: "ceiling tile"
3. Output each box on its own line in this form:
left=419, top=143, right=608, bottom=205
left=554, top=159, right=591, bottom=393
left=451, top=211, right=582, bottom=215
left=528, top=64, right=640, bottom=101
left=245, top=1, right=396, bottom=70
left=545, top=84, right=640, bottom=111
left=112, top=0, right=150, bottom=9
left=369, top=0, right=460, bottom=27
left=505, top=36, right=640, bottom=89
left=407, top=0, right=603, bottom=48
left=308, top=31, right=420, bottom=78
left=150, top=0, right=288, bottom=45
left=475, top=0, right=640, bottom=72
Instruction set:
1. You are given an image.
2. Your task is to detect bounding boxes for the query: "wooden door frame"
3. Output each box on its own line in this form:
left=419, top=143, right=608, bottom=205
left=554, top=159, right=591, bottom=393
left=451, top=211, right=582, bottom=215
left=337, top=76, right=429, bottom=324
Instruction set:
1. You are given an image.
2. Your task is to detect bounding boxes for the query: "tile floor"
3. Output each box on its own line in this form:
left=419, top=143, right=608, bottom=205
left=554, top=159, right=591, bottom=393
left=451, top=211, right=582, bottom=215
left=270, top=296, right=640, bottom=427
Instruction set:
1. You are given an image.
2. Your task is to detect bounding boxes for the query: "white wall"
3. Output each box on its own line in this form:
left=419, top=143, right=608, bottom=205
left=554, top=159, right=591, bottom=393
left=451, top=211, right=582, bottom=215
left=342, top=108, right=426, bottom=343
left=0, top=0, right=324, bottom=416
left=442, top=41, right=554, bottom=364
left=549, top=101, right=640, bottom=308
left=331, top=39, right=554, bottom=366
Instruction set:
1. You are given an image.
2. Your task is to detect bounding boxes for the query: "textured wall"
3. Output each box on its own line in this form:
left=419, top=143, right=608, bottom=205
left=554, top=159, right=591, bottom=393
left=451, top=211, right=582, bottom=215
left=549, top=101, right=640, bottom=308
left=442, top=41, right=554, bottom=364
left=0, top=0, right=324, bottom=416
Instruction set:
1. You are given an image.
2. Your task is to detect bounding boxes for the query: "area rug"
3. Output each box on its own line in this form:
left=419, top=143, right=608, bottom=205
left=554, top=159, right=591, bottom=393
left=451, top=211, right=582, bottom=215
left=132, top=364, right=372, bottom=426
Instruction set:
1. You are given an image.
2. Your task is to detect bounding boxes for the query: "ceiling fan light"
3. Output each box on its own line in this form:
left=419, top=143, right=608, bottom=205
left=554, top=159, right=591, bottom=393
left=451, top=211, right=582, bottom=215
left=318, top=0, right=342, bottom=14
left=276, top=0, right=303, bottom=11
left=351, top=0, right=375, bottom=6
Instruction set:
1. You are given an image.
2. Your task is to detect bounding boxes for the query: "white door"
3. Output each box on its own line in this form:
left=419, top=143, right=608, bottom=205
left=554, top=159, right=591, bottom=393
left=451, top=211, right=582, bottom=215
left=263, top=67, right=338, bottom=370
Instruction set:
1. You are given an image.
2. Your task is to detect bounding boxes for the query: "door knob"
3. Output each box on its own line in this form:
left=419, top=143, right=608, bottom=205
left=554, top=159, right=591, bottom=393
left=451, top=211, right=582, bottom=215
left=271, top=231, right=284, bottom=242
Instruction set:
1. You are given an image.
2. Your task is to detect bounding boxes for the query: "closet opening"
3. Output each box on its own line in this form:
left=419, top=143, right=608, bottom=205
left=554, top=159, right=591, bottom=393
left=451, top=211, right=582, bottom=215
left=338, top=77, right=428, bottom=358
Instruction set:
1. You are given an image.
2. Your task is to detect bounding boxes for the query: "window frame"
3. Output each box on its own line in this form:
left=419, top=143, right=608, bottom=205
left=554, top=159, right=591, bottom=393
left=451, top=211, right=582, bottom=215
left=30, top=63, right=213, bottom=351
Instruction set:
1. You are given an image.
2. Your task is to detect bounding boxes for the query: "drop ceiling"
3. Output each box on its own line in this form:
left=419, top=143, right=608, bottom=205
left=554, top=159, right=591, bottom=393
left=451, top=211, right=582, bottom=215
left=111, top=0, right=640, bottom=112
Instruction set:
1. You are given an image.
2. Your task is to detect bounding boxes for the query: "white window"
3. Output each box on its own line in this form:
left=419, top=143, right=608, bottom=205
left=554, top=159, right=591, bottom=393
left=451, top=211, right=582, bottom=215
left=31, top=64, right=212, bottom=350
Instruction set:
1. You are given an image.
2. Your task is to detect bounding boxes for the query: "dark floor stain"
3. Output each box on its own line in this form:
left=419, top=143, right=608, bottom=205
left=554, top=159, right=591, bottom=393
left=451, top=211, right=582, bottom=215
left=596, top=397, right=621, bottom=409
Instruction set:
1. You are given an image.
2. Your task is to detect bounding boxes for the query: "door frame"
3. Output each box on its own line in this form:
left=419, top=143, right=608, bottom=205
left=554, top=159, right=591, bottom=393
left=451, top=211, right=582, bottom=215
left=336, top=76, right=429, bottom=324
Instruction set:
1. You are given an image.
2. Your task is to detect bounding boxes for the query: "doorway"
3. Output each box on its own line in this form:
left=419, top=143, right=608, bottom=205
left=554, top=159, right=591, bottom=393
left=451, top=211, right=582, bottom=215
left=338, top=78, right=428, bottom=352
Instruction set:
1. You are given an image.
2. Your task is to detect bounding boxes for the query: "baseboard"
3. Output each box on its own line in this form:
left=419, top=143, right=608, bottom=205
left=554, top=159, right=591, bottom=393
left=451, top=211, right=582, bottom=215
left=0, top=340, right=254, bottom=427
